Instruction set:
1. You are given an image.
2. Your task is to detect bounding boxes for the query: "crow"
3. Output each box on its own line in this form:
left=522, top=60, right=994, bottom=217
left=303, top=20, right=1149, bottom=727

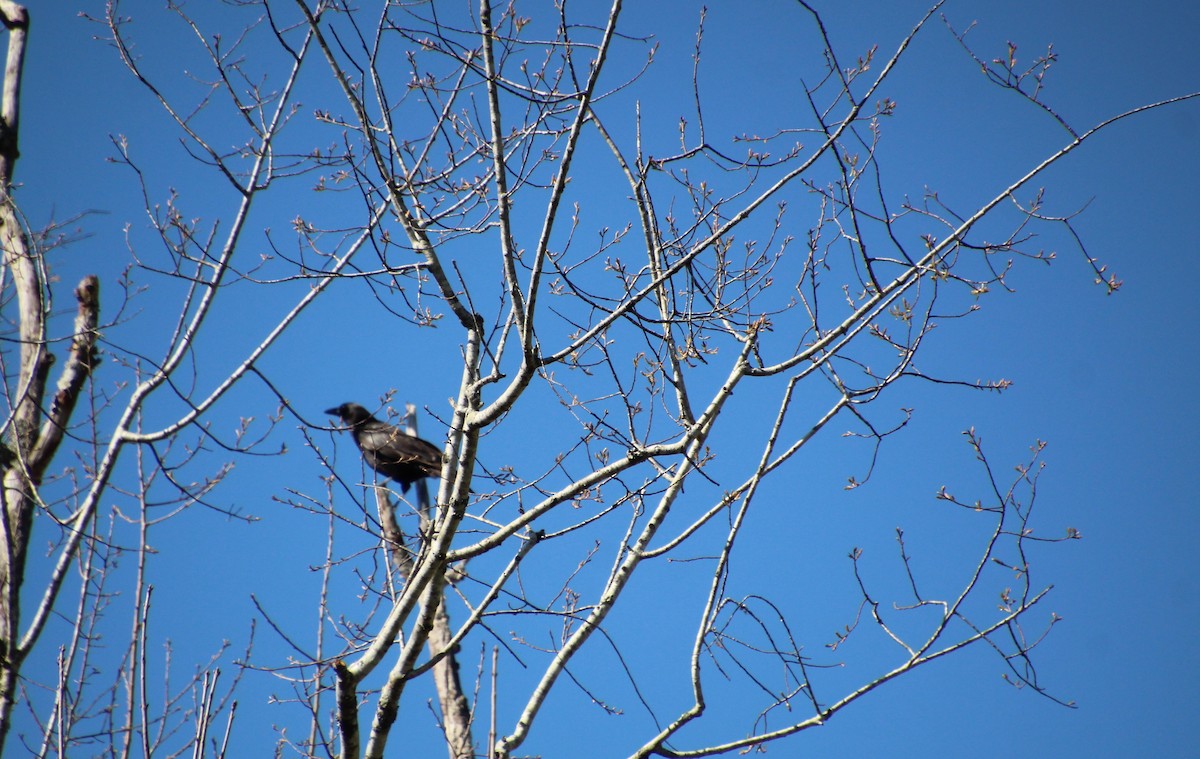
left=325, top=403, right=443, bottom=493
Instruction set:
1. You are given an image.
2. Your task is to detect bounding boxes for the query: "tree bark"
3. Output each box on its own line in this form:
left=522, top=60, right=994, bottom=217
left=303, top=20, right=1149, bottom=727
left=0, top=4, right=101, bottom=749
left=0, top=6, right=34, bottom=747
left=369, top=481, right=474, bottom=759
left=405, top=411, right=474, bottom=759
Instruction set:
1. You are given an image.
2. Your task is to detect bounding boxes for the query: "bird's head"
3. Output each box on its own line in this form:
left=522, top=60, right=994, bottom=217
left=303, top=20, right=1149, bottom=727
left=324, top=403, right=375, bottom=427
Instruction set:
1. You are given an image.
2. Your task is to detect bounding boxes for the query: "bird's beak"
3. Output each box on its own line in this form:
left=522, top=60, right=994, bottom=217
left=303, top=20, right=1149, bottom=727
left=324, top=407, right=341, bottom=417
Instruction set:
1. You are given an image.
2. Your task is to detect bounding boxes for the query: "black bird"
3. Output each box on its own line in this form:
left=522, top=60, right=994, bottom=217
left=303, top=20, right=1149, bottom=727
left=325, top=403, right=443, bottom=493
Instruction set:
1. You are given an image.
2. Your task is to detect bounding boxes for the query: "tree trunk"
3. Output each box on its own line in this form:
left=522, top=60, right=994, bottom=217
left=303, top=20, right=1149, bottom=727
left=0, top=4, right=101, bottom=749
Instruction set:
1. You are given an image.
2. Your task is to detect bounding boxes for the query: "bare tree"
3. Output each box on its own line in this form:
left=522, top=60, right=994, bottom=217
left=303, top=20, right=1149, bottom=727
left=3, top=1, right=1196, bottom=757
left=0, top=2, right=106, bottom=751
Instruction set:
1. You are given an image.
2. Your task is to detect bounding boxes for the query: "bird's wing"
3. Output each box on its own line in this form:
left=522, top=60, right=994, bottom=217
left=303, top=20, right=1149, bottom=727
left=357, top=425, right=442, bottom=474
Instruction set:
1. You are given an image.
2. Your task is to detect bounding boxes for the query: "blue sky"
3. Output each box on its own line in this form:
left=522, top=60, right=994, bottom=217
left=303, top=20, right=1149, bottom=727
left=12, top=1, right=1200, bottom=756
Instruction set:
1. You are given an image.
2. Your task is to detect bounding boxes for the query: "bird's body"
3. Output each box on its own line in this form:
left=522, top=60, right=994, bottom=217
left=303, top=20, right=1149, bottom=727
left=325, top=403, right=442, bottom=493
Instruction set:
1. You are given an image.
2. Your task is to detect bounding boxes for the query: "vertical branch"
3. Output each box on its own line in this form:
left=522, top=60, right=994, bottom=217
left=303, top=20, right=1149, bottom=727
left=479, top=0, right=525, bottom=339
left=405, top=407, right=474, bottom=759
left=0, top=0, right=24, bottom=184
left=334, top=660, right=361, bottom=759
left=0, top=4, right=100, bottom=749
left=488, top=647, right=498, bottom=759
left=29, top=276, right=100, bottom=477
left=426, top=591, right=473, bottom=759
left=376, top=487, right=410, bottom=579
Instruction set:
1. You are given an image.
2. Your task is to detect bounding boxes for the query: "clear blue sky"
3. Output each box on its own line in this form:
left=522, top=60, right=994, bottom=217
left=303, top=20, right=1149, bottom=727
left=14, top=1, right=1200, bottom=756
